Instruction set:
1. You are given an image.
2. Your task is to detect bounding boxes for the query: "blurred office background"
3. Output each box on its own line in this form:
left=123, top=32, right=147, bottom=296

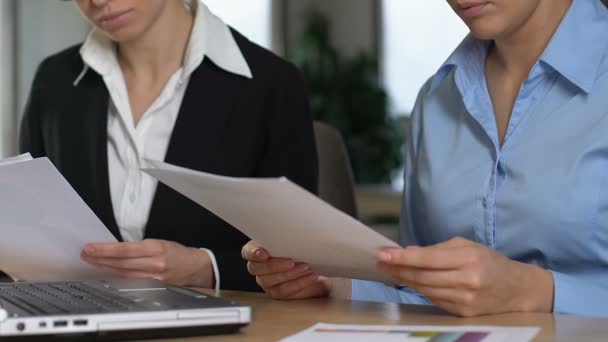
left=0, top=0, right=469, bottom=240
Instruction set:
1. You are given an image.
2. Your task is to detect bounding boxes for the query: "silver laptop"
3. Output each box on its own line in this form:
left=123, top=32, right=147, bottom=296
left=0, top=278, right=250, bottom=340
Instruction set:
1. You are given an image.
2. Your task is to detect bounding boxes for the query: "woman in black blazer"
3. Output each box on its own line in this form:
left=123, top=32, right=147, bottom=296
left=19, top=0, right=317, bottom=292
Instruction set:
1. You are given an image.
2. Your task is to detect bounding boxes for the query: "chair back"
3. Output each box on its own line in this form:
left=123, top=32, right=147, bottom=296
left=313, top=121, right=358, bottom=218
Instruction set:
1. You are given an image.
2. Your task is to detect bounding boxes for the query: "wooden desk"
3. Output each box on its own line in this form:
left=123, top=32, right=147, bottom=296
left=147, top=289, right=608, bottom=342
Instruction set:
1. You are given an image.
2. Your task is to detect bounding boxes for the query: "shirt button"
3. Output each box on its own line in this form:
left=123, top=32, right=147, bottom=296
left=129, top=193, right=137, bottom=203
left=497, top=161, right=506, bottom=175
left=482, top=198, right=487, bottom=208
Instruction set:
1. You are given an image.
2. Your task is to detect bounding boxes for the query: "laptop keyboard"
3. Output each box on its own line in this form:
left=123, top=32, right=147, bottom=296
left=0, top=283, right=143, bottom=315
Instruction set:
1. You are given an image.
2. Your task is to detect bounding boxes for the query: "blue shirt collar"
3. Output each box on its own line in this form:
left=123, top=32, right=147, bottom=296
left=541, top=0, right=608, bottom=93
left=428, top=35, right=488, bottom=95
left=429, top=0, right=608, bottom=95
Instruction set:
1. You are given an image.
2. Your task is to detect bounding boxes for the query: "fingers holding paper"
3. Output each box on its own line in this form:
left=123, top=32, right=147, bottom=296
left=242, top=240, right=331, bottom=299
left=376, top=237, right=554, bottom=317
left=81, top=239, right=214, bottom=288
left=241, top=240, right=271, bottom=262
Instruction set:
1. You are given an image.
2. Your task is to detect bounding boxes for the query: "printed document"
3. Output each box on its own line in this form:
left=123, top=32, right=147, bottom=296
left=142, top=160, right=400, bottom=283
left=280, top=323, right=540, bottom=342
left=0, top=156, right=117, bottom=281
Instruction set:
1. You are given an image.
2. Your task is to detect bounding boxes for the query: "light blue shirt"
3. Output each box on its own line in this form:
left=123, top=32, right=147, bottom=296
left=353, top=0, right=608, bottom=317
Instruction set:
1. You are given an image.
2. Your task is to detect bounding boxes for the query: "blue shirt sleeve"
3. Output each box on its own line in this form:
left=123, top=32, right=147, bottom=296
left=552, top=271, right=608, bottom=316
left=351, top=280, right=432, bottom=305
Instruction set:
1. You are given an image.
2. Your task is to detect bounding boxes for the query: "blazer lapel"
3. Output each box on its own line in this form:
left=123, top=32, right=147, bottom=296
left=165, top=59, right=246, bottom=168
left=70, top=73, right=122, bottom=241
left=145, top=59, right=248, bottom=238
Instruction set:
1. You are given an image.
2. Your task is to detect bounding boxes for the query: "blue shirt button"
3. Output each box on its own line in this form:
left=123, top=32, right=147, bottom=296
left=497, top=161, right=506, bottom=175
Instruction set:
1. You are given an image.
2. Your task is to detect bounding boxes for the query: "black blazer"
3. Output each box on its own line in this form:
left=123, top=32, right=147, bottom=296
left=19, top=30, right=318, bottom=292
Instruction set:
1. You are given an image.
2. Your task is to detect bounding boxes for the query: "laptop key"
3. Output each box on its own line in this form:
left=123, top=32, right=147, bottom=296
left=0, top=282, right=158, bottom=316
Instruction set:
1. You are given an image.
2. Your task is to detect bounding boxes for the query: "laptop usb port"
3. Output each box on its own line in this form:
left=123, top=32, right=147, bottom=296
left=73, top=319, right=88, bottom=326
left=53, top=320, right=68, bottom=327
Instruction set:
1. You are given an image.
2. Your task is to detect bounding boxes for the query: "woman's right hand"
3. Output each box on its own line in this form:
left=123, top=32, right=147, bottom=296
left=242, top=241, right=331, bottom=299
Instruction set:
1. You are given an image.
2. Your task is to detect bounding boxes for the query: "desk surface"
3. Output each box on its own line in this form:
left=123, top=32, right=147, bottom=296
left=145, top=289, right=608, bottom=342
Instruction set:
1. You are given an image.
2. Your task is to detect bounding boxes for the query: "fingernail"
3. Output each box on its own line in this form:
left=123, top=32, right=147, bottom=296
left=377, top=251, right=392, bottom=262
left=85, top=245, right=96, bottom=255
left=254, top=249, right=267, bottom=259
left=295, top=264, right=309, bottom=272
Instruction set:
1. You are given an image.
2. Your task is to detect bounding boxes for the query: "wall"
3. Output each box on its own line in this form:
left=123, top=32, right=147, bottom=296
left=0, top=0, right=16, bottom=158
left=382, top=0, right=468, bottom=114
left=205, top=0, right=273, bottom=50
left=0, top=2, right=5, bottom=157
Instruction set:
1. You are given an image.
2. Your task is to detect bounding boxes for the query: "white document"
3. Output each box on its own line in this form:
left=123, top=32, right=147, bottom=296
left=280, top=323, right=540, bottom=342
left=142, top=160, right=400, bottom=283
left=0, top=157, right=117, bottom=281
left=0, top=153, right=33, bottom=166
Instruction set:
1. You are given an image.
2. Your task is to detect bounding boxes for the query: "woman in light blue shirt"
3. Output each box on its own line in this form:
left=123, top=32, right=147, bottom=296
left=243, top=0, right=608, bottom=317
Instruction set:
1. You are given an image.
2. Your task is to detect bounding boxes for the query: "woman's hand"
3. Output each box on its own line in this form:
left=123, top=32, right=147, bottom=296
left=81, top=239, right=214, bottom=288
left=377, top=237, right=554, bottom=317
left=242, top=241, right=332, bottom=299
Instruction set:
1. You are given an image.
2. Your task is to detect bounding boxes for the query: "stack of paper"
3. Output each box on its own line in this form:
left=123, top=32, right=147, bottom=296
left=0, top=154, right=117, bottom=281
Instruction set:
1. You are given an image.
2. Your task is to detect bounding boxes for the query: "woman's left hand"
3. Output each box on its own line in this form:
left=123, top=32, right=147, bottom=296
left=81, top=239, right=214, bottom=288
left=377, top=237, right=554, bottom=317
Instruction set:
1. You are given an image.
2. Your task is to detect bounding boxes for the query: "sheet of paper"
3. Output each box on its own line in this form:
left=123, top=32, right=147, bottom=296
left=142, top=160, right=400, bottom=284
left=0, top=157, right=118, bottom=281
left=0, top=153, right=33, bottom=166
left=280, top=323, right=540, bottom=342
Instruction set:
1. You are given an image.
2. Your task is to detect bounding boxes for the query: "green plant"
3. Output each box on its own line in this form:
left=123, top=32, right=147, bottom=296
left=289, top=11, right=403, bottom=184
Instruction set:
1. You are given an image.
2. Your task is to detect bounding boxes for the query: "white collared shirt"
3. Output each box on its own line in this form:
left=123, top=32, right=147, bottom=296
left=75, top=0, right=252, bottom=290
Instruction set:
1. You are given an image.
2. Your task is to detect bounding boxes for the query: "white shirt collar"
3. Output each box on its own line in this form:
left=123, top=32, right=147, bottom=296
left=75, top=0, right=252, bottom=86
